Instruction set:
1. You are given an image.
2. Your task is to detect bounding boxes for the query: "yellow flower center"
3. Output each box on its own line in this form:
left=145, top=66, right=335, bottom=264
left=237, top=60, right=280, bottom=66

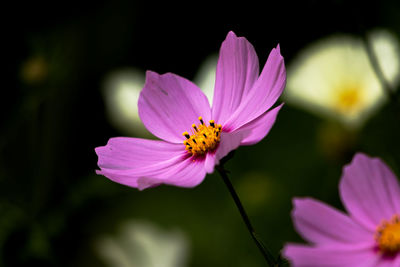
left=182, top=117, right=222, bottom=156
left=375, top=214, right=400, bottom=255
left=335, top=86, right=363, bottom=115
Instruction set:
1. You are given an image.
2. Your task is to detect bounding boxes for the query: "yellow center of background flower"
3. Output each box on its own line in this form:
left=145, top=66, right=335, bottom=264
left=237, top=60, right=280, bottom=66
left=182, top=117, right=222, bottom=156
left=376, top=214, right=400, bottom=255
left=335, top=86, right=363, bottom=115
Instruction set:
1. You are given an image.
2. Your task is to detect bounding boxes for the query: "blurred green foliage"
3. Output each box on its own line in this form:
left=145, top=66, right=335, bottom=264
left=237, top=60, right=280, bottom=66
left=2, top=0, right=400, bottom=266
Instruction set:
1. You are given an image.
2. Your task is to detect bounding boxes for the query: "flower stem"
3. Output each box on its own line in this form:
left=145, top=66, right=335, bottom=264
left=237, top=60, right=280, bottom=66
left=216, top=165, right=277, bottom=267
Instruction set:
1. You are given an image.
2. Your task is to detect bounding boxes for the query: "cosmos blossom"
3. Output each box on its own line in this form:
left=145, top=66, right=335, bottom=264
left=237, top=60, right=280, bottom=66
left=95, top=31, right=286, bottom=190
left=283, top=153, right=400, bottom=267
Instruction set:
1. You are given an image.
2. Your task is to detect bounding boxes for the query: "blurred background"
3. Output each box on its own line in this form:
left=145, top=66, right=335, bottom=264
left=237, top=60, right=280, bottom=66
left=2, top=0, right=400, bottom=266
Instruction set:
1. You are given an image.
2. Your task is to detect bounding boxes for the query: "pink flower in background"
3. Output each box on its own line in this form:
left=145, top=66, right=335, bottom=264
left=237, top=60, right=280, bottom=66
left=283, top=153, right=400, bottom=267
left=95, top=31, right=286, bottom=190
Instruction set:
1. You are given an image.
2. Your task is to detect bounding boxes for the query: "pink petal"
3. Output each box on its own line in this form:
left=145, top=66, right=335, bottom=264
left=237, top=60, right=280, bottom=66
left=373, top=255, right=400, bottom=267
left=139, top=71, right=211, bottom=143
left=211, top=31, right=260, bottom=126
left=95, top=137, right=206, bottom=190
left=204, top=152, right=216, bottom=174
left=224, top=45, right=286, bottom=131
left=291, top=198, right=373, bottom=246
left=215, top=131, right=245, bottom=164
left=237, top=103, right=283, bottom=146
left=96, top=137, right=182, bottom=170
left=339, top=153, right=400, bottom=231
left=144, top=155, right=207, bottom=189
left=283, top=243, right=377, bottom=267
left=393, top=256, right=400, bottom=267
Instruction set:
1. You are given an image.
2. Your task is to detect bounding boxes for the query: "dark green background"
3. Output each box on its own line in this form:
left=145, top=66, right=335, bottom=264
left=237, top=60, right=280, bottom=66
left=2, top=0, right=400, bottom=266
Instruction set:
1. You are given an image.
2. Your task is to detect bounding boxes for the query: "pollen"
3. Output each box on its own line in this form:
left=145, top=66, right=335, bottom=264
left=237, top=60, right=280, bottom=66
left=182, top=117, right=222, bottom=156
left=375, top=214, right=400, bottom=255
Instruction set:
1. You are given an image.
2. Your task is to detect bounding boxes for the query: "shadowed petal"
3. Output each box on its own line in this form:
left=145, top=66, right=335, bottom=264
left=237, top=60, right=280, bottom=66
left=393, top=256, right=400, bottom=267
left=95, top=137, right=206, bottom=190
left=199, top=131, right=244, bottom=174
left=237, top=103, right=283, bottom=146
left=215, top=131, right=245, bottom=165
left=224, top=45, right=286, bottom=131
left=140, top=155, right=207, bottom=190
left=204, top=153, right=216, bottom=174
left=283, top=243, right=377, bottom=267
left=211, top=31, right=259, bottom=126
left=139, top=71, right=211, bottom=143
left=292, top=198, right=373, bottom=245
left=372, top=256, right=400, bottom=267
left=339, top=153, right=400, bottom=230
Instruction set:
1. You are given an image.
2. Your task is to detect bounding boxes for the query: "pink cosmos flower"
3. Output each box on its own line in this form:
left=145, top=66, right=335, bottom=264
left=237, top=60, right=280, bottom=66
left=95, top=31, right=286, bottom=190
left=283, top=153, right=400, bottom=267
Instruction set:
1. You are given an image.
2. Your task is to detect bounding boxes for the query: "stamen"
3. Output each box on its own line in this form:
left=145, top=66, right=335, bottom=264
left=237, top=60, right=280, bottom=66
left=182, top=117, right=222, bottom=156
left=182, top=132, right=190, bottom=139
left=375, top=214, right=400, bottom=255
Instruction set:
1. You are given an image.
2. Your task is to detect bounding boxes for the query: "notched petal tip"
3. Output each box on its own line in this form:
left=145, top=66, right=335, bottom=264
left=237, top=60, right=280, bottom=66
left=272, top=44, right=284, bottom=60
left=352, top=152, right=371, bottom=161
left=292, top=197, right=311, bottom=212
left=292, top=197, right=326, bottom=221
left=292, top=197, right=304, bottom=206
left=341, top=152, right=377, bottom=177
left=224, top=30, right=250, bottom=44
left=276, top=43, right=281, bottom=53
left=145, top=70, right=157, bottom=78
left=227, top=30, right=237, bottom=38
left=94, top=144, right=110, bottom=167
left=143, top=71, right=179, bottom=90
left=142, top=70, right=160, bottom=88
left=94, top=145, right=102, bottom=155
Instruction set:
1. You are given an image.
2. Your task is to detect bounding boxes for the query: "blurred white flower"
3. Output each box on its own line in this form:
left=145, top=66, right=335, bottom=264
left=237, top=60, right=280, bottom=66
left=369, top=30, right=400, bottom=84
left=102, top=56, right=218, bottom=136
left=96, top=220, right=189, bottom=267
left=194, top=53, right=218, bottom=104
left=102, top=68, right=150, bottom=137
left=283, top=29, right=400, bottom=128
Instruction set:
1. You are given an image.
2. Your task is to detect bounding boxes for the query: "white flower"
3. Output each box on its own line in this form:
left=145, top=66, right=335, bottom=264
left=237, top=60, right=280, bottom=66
left=96, top=220, right=189, bottom=267
left=102, top=68, right=150, bottom=137
left=194, top=53, right=218, bottom=104
left=283, top=29, right=400, bottom=128
left=102, top=55, right=218, bottom=137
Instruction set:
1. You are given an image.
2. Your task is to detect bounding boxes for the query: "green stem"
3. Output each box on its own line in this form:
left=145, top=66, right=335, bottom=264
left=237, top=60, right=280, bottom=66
left=216, top=165, right=278, bottom=266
